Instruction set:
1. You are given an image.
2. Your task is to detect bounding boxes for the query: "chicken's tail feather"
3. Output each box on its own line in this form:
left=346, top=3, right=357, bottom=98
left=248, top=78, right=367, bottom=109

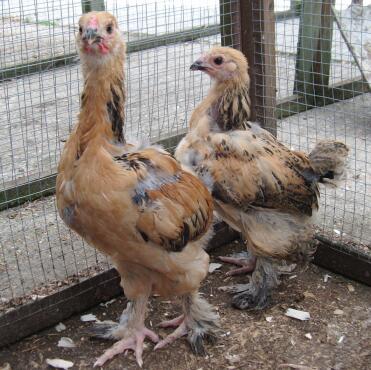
left=308, top=140, right=349, bottom=186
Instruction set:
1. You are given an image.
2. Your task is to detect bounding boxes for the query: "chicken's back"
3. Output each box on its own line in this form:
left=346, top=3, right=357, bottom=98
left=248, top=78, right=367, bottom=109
left=177, top=121, right=323, bottom=260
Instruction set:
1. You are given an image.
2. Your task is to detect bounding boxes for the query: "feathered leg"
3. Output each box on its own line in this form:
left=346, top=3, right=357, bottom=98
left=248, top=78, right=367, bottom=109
left=91, top=295, right=159, bottom=367
left=154, top=292, right=219, bottom=354
left=224, top=257, right=279, bottom=310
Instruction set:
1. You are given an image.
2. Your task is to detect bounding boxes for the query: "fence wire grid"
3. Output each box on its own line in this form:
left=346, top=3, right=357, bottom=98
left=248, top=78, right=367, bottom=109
left=271, top=0, right=371, bottom=254
left=0, top=0, right=370, bottom=314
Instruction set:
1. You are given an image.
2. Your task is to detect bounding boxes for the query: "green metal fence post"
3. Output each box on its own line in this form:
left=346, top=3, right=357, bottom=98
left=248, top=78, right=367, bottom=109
left=81, top=0, right=105, bottom=13
left=294, top=0, right=334, bottom=106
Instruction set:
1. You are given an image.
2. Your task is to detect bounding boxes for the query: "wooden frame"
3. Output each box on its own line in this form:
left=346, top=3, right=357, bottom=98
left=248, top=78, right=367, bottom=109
left=277, top=78, right=369, bottom=119
left=314, top=236, right=371, bottom=286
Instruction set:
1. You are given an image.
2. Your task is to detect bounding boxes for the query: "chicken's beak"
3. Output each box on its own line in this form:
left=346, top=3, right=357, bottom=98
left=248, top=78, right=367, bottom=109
left=82, top=27, right=99, bottom=45
left=190, top=59, right=208, bottom=71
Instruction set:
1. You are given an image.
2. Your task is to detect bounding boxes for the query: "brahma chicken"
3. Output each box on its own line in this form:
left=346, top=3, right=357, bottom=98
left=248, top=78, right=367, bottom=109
left=175, top=46, right=349, bottom=310
left=56, top=12, right=218, bottom=367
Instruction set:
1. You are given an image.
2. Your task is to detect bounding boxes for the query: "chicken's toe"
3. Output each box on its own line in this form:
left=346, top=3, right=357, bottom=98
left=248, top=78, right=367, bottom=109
left=158, top=314, right=185, bottom=328
left=93, top=326, right=159, bottom=367
left=155, top=319, right=214, bottom=355
left=154, top=320, right=188, bottom=350
left=94, top=337, right=136, bottom=367
left=225, top=265, right=256, bottom=276
left=219, top=253, right=257, bottom=276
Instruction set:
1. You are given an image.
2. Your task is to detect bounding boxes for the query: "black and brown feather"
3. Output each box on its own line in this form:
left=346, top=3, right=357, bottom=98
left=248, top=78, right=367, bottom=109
left=114, top=150, right=213, bottom=252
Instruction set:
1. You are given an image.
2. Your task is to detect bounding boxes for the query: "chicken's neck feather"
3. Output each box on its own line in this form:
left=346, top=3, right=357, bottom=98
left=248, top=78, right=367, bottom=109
left=190, top=79, right=251, bottom=132
left=214, top=81, right=251, bottom=131
left=76, top=53, right=126, bottom=155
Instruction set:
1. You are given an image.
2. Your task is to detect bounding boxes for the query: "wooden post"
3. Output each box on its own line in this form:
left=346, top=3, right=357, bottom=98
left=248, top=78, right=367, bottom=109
left=294, top=0, right=334, bottom=105
left=236, top=0, right=277, bottom=135
left=81, top=0, right=105, bottom=13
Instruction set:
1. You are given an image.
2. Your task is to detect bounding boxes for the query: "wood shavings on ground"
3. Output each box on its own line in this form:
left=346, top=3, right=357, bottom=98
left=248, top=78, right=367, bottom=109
left=55, top=323, right=66, bottom=332
left=57, top=337, right=75, bottom=348
left=45, top=358, right=73, bottom=369
left=334, top=309, right=344, bottom=315
left=99, top=298, right=117, bottom=308
left=303, top=291, right=316, bottom=300
left=323, top=274, right=331, bottom=283
left=278, top=364, right=318, bottom=370
left=285, top=308, right=310, bottom=321
left=80, top=314, right=98, bottom=322
left=209, top=263, right=222, bottom=273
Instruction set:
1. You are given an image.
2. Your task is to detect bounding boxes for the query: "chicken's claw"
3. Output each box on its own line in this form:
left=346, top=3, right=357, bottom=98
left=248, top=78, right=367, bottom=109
left=93, top=326, right=159, bottom=368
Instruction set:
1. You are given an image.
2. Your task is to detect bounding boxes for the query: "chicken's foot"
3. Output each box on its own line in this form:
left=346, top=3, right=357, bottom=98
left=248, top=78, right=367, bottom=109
left=91, top=297, right=159, bottom=367
left=155, top=292, right=219, bottom=355
left=219, top=250, right=257, bottom=276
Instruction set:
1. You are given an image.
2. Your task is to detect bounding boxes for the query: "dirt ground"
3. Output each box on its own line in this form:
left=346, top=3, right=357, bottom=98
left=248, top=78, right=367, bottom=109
left=0, top=241, right=370, bottom=370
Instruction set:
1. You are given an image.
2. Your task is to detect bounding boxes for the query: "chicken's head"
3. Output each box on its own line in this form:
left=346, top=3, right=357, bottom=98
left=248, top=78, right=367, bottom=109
left=190, top=47, right=249, bottom=84
left=76, top=11, right=124, bottom=63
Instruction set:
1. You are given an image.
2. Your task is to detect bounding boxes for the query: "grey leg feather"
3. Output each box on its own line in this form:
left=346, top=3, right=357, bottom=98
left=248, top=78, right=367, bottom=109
left=154, top=292, right=220, bottom=355
left=89, top=301, right=135, bottom=340
left=231, top=257, right=279, bottom=310
left=182, top=293, right=219, bottom=355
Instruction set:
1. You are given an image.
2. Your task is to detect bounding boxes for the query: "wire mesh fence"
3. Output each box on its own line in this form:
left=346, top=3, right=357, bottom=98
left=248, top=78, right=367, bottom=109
left=0, top=0, right=370, bottom=316
left=272, top=0, right=371, bottom=256
left=0, top=0, right=235, bottom=309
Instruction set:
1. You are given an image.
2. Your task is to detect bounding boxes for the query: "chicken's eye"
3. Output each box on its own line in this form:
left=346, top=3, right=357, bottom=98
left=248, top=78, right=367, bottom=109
left=79, top=26, right=83, bottom=34
left=214, top=57, right=223, bottom=65
left=106, top=24, right=113, bottom=34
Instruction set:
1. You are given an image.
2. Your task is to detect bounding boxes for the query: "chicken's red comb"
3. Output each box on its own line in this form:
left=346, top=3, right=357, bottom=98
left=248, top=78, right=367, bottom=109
left=87, top=15, right=99, bottom=28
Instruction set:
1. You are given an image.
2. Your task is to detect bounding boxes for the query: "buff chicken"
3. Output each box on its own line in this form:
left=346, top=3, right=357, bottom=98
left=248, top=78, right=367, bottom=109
left=175, top=46, right=349, bottom=310
left=56, top=12, right=218, bottom=367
